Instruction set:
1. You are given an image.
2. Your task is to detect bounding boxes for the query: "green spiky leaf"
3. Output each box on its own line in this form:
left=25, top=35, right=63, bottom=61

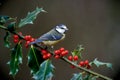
left=33, top=60, right=54, bottom=80
left=7, top=22, right=16, bottom=32
left=71, top=73, right=98, bottom=80
left=28, top=46, right=44, bottom=74
left=0, top=15, right=10, bottom=25
left=83, top=74, right=98, bottom=80
left=18, top=7, right=46, bottom=27
left=4, top=31, right=11, bottom=48
left=83, top=74, right=91, bottom=80
left=91, top=58, right=112, bottom=69
left=71, top=73, right=83, bottom=80
left=0, top=15, right=10, bottom=20
left=71, top=45, right=84, bottom=58
left=90, top=77, right=98, bottom=80
left=8, top=42, right=22, bottom=76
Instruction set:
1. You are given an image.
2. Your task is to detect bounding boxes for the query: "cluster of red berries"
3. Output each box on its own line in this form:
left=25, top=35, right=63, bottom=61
left=24, top=35, right=35, bottom=48
left=41, top=49, right=51, bottom=59
left=13, top=32, right=23, bottom=43
left=68, top=55, right=91, bottom=69
left=68, top=55, right=79, bottom=61
left=13, top=33, right=36, bottom=48
left=54, top=47, right=69, bottom=59
left=13, top=35, right=20, bottom=43
left=79, top=60, right=91, bottom=69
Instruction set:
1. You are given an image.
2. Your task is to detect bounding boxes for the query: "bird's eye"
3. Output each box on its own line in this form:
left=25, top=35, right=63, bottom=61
left=61, top=27, right=64, bottom=29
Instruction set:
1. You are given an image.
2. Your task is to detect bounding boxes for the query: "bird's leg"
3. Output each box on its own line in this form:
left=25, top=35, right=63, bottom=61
left=51, top=46, right=54, bottom=49
left=46, top=46, right=54, bottom=52
left=50, top=46, right=54, bottom=51
left=44, top=45, right=48, bottom=50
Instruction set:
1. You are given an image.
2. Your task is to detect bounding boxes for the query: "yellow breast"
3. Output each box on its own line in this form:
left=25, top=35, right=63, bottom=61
left=42, top=34, right=65, bottom=46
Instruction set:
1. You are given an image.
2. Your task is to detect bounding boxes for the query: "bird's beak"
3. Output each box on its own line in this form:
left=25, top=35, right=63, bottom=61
left=65, top=27, right=68, bottom=30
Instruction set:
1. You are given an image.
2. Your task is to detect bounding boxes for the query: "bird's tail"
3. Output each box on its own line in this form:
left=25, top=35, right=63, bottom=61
left=29, top=41, right=36, bottom=45
left=29, top=39, right=43, bottom=45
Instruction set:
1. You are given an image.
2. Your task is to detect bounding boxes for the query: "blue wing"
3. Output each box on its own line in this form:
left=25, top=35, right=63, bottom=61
left=40, top=32, right=62, bottom=41
left=30, top=29, right=62, bottom=44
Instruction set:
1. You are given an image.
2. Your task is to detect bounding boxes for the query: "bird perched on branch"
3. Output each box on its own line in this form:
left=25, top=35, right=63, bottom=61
left=29, top=24, right=68, bottom=46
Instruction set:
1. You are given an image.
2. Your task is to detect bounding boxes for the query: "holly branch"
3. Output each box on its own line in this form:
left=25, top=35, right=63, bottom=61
left=0, top=7, right=112, bottom=80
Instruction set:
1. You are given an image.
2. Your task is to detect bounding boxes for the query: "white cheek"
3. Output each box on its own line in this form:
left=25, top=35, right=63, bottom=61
left=56, top=29, right=65, bottom=34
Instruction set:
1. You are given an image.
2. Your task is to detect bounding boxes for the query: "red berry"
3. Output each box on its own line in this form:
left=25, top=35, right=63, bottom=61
left=73, top=55, right=79, bottom=61
left=26, top=41, right=30, bottom=44
left=68, top=56, right=73, bottom=61
left=13, top=35, right=19, bottom=39
left=55, top=55, right=60, bottom=59
left=14, top=39, right=19, bottom=43
left=43, top=54, right=48, bottom=59
left=24, top=36, right=27, bottom=40
left=59, top=47, right=65, bottom=52
left=79, top=61, right=85, bottom=67
left=84, top=60, right=89, bottom=66
left=61, top=51, right=66, bottom=56
left=26, top=41, right=30, bottom=46
left=25, top=41, right=30, bottom=48
left=24, top=35, right=32, bottom=41
left=60, top=50, right=68, bottom=56
left=30, top=38, right=35, bottom=42
left=47, top=53, right=51, bottom=58
left=71, top=65, right=75, bottom=68
left=54, top=50, right=61, bottom=55
left=41, top=49, right=47, bottom=55
left=64, top=50, right=69, bottom=55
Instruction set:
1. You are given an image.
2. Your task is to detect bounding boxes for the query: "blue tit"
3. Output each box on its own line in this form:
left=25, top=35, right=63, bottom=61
left=29, top=24, right=68, bottom=46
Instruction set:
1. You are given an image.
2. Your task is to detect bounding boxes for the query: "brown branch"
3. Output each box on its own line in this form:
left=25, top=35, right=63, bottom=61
left=61, top=57, right=112, bottom=80
left=0, top=25, right=24, bottom=39
left=45, top=47, right=112, bottom=80
left=0, top=24, right=112, bottom=80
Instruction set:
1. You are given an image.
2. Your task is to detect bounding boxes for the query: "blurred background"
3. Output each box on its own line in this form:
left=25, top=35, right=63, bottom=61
left=0, top=0, right=120, bottom=80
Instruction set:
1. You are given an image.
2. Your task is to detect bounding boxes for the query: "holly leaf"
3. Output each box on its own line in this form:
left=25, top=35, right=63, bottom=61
left=7, top=22, right=16, bottom=32
left=33, top=60, right=54, bottom=80
left=71, top=45, right=84, bottom=58
left=8, top=42, right=22, bottom=76
left=18, top=7, right=46, bottom=27
left=91, top=58, right=112, bottom=69
left=90, top=76, right=98, bottom=80
left=0, top=15, right=10, bottom=20
left=28, top=46, right=44, bottom=74
left=4, top=31, right=11, bottom=48
left=71, top=73, right=98, bottom=80
left=0, top=15, right=10, bottom=25
left=83, top=74, right=98, bottom=80
left=71, top=73, right=83, bottom=80
left=83, top=74, right=90, bottom=80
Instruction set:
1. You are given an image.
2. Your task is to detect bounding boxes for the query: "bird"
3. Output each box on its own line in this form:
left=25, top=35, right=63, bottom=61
left=29, top=24, right=68, bottom=46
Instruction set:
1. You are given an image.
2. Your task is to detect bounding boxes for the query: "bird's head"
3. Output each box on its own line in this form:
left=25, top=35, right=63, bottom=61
left=55, top=24, right=68, bottom=34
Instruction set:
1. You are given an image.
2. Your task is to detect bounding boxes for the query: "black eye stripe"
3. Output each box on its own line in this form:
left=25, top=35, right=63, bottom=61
left=61, top=27, right=65, bottom=29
